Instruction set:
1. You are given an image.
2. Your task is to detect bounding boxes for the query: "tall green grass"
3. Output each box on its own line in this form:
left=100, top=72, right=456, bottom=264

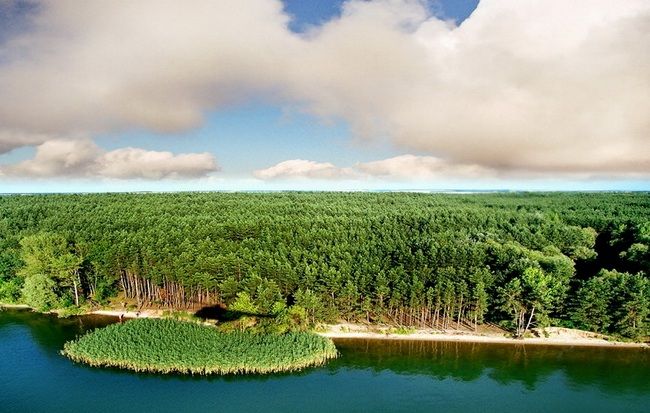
left=62, top=318, right=337, bottom=375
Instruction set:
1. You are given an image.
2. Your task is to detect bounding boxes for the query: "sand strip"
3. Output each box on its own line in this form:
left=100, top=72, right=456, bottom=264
left=318, top=328, right=648, bottom=348
left=91, top=309, right=163, bottom=319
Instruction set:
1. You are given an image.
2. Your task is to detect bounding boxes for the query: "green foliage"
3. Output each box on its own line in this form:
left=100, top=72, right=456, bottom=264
left=469, top=270, right=489, bottom=327
left=572, top=270, right=650, bottom=339
left=0, top=277, right=22, bottom=303
left=62, top=318, right=338, bottom=375
left=498, top=265, right=566, bottom=337
left=391, top=326, right=416, bottom=335
left=17, top=232, right=83, bottom=308
left=18, top=233, right=68, bottom=276
left=571, top=277, right=612, bottom=333
left=294, top=288, right=326, bottom=325
left=56, top=305, right=89, bottom=318
left=254, top=278, right=282, bottom=314
left=230, top=291, right=259, bottom=314
left=21, top=273, right=58, bottom=311
left=0, top=249, right=22, bottom=302
left=161, top=310, right=199, bottom=322
left=0, top=192, right=647, bottom=338
left=270, top=304, right=309, bottom=334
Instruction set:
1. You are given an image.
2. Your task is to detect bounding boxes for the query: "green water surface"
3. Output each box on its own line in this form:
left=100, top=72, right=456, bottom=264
left=1, top=308, right=648, bottom=413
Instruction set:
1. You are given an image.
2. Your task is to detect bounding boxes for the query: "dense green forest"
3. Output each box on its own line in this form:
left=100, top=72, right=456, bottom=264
left=0, top=192, right=648, bottom=338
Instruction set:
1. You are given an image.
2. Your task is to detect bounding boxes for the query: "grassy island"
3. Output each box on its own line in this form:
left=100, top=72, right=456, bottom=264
left=62, top=318, right=338, bottom=375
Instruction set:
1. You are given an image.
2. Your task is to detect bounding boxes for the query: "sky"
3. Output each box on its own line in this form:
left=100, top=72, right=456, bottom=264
left=0, top=0, right=648, bottom=193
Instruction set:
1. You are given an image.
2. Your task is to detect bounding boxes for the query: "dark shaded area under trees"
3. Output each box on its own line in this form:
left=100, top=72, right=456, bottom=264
left=0, top=192, right=648, bottom=338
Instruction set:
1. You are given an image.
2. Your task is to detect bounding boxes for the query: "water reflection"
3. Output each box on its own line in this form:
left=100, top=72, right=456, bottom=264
left=330, top=338, right=650, bottom=394
left=0, top=307, right=115, bottom=354
left=2, top=308, right=649, bottom=395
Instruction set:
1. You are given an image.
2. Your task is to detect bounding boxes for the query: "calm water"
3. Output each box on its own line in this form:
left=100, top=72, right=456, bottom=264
left=1, top=308, right=649, bottom=413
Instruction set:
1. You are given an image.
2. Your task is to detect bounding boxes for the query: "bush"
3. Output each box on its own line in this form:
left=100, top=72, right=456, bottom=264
left=0, top=278, right=23, bottom=303
left=21, top=274, right=58, bottom=311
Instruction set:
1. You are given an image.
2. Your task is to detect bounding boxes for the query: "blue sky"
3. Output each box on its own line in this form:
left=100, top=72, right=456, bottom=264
left=94, top=105, right=400, bottom=176
left=0, top=0, right=648, bottom=192
left=283, top=0, right=479, bottom=30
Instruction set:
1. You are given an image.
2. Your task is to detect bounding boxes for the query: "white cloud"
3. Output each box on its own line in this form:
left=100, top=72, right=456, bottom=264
left=96, top=147, right=218, bottom=179
left=0, top=0, right=295, bottom=136
left=2, top=140, right=101, bottom=177
left=284, top=0, right=650, bottom=174
left=255, top=155, right=495, bottom=181
left=254, top=159, right=357, bottom=180
left=0, top=0, right=648, bottom=176
left=0, top=130, right=61, bottom=154
left=356, top=155, right=495, bottom=180
left=1, top=139, right=218, bottom=179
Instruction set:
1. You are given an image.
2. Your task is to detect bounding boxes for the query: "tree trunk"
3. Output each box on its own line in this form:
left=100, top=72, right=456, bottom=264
left=73, top=280, right=79, bottom=307
left=524, top=306, right=536, bottom=335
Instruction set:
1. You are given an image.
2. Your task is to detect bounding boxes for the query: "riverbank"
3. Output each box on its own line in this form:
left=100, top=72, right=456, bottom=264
left=94, top=309, right=648, bottom=348
left=90, top=309, right=163, bottom=319
left=0, top=303, right=31, bottom=309
left=319, top=323, right=649, bottom=348
left=0, top=303, right=165, bottom=319
left=93, top=309, right=647, bottom=347
left=4, top=303, right=646, bottom=348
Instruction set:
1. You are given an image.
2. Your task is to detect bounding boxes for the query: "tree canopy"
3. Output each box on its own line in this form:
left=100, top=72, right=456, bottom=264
left=0, top=192, right=647, bottom=338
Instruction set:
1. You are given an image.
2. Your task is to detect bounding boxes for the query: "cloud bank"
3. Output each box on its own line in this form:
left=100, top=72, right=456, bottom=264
left=0, top=140, right=218, bottom=179
left=255, top=155, right=496, bottom=181
left=254, top=159, right=358, bottom=180
left=0, top=0, right=648, bottom=178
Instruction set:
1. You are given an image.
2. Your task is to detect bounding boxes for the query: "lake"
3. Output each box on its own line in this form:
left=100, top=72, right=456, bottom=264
left=1, top=308, right=648, bottom=413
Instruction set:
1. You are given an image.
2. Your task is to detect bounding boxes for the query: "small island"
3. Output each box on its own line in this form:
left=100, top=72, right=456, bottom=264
left=62, top=318, right=338, bottom=375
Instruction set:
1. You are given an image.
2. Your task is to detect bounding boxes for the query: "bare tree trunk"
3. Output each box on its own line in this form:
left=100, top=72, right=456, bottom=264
left=524, top=306, right=536, bottom=335
left=518, top=310, right=526, bottom=337
left=73, top=280, right=79, bottom=307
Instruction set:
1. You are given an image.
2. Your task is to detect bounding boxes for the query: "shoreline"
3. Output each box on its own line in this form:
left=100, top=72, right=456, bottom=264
left=319, top=330, right=648, bottom=348
left=318, top=324, right=649, bottom=348
left=4, top=304, right=647, bottom=348
left=0, top=303, right=31, bottom=309
left=90, top=309, right=163, bottom=319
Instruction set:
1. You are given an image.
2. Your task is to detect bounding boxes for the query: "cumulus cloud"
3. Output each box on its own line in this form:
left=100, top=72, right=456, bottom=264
left=255, top=155, right=496, bottom=181
left=356, top=155, right=495, bottom=180
left=0, top=0, right=648, bottom=176
left=283, top=0, right=650, bottom=174
left=0, top=130, right=60, bottom=154
left=0, top=0, right=295, bottom=137
left=96, top=147, right=218, bottom=179
left=1, top=139, right=218, bottom=179
left=254, top=159, right=358, bottom=180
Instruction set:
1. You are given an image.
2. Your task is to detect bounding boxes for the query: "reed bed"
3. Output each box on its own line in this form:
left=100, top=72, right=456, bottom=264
left=62, top=318, right=338, bottom=375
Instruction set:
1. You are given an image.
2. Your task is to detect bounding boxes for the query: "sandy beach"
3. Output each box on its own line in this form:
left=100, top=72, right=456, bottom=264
left=0, top=303, right=31, bottom=309
left=90, top=309, right=164, bottom=319
left=319, top=323, right=649, bottom=348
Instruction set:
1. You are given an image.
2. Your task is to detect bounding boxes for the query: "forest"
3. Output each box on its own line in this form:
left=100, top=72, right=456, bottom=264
left=0, top=192, right=648, bottom=339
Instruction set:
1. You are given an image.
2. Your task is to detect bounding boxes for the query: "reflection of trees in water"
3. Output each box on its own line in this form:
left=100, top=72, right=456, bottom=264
left=0, top=309, right=314, bottom=383
left=0, top=308, right=116, bottom=355
left=2, top=309, right=648, bottom=393
left=330, top=338, right=650, bottom=395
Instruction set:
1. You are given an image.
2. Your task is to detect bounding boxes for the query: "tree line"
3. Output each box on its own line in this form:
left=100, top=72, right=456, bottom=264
left=0, top=192, right=648, bottom=338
